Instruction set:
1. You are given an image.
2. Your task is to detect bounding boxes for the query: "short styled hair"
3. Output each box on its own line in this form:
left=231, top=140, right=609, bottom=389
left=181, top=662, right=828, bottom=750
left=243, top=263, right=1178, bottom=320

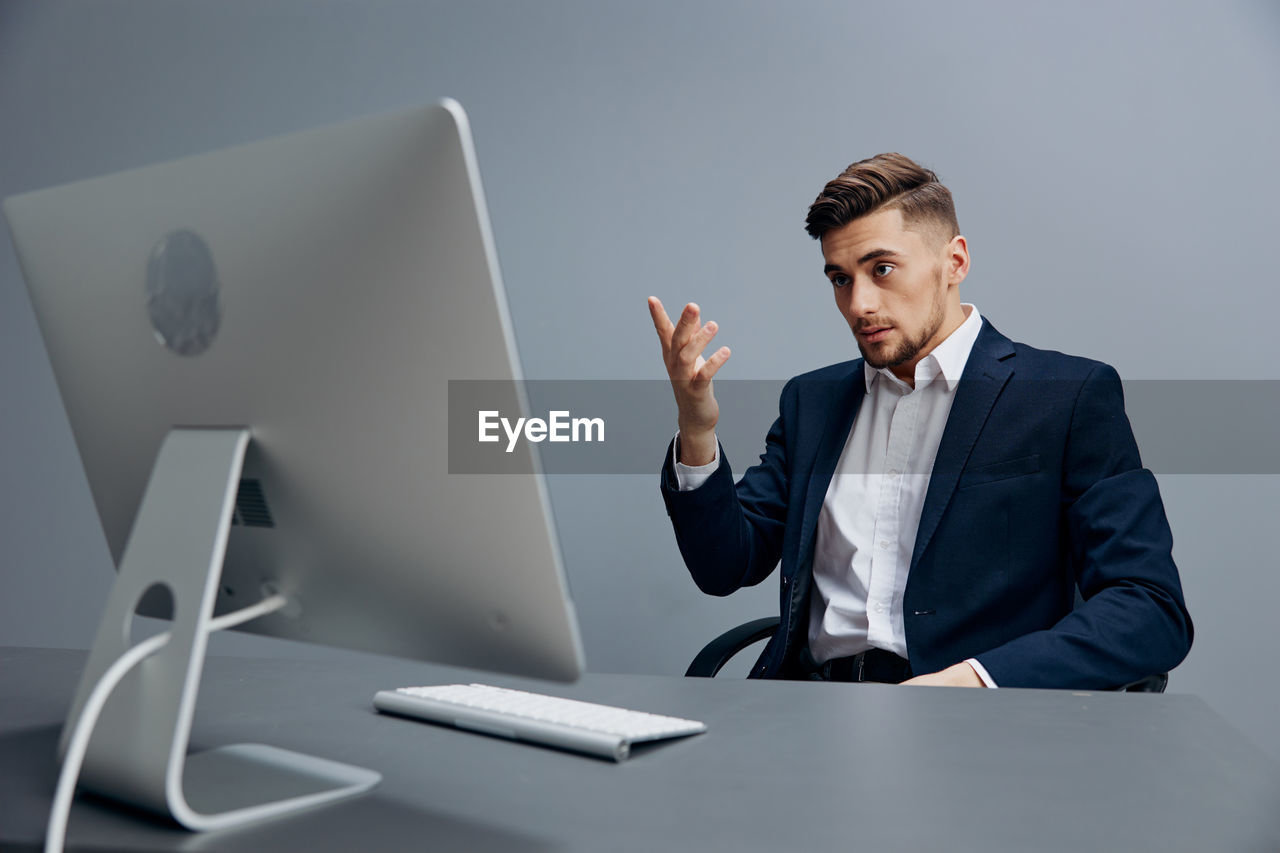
left=804, top=153, right=959, bottom=246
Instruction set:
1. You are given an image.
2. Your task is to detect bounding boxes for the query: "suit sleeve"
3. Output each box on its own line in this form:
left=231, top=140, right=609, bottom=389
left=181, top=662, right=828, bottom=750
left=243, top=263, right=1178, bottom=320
left=973, top=363, right=1194, bottom=689
left=659, top=379, right=796, bottom=596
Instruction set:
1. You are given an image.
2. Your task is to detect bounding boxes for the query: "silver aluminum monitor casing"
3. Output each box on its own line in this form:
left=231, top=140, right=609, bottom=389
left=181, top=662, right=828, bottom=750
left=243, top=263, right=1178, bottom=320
left=4, top=99, right=585, bottom=829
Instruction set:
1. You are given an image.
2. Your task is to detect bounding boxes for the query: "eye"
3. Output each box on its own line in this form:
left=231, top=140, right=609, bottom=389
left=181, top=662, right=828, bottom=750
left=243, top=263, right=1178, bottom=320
left=829, top=273, right=851, bottom=288
left=873, top=263, right=895, bottom=277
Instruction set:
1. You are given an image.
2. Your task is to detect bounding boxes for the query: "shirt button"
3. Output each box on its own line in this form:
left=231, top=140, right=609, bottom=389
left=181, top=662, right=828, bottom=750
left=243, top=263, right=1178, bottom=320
left=874, top=603, right=887, bottom=614
left=879, top=540, right=892, bottom=550
left=887, top=469, right=900, bottom=477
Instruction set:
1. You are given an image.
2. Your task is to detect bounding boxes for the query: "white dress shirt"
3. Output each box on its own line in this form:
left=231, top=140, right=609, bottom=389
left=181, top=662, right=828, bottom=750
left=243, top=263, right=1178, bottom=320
left=674, top=304, right=997, bottom=687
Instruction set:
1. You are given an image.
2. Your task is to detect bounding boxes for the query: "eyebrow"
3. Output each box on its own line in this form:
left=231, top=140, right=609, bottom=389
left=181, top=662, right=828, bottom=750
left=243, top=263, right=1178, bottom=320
left=823, top=248, right=902, bottom=274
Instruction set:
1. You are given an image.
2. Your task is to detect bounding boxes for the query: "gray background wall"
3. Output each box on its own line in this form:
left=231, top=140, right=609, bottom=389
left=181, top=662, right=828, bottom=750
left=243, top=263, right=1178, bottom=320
left=2, top=0, right=1278, bottom=757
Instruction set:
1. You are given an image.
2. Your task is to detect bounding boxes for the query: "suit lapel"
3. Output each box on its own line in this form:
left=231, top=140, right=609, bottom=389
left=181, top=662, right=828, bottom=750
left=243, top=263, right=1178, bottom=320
left=909, top=321, right=1016, bottom=574
left=795, top=365, right=865, bottom=571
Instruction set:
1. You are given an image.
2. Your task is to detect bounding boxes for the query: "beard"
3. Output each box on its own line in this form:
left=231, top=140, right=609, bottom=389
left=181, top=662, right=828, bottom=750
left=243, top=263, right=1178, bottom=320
left=857, top=279, right=947, bottom=371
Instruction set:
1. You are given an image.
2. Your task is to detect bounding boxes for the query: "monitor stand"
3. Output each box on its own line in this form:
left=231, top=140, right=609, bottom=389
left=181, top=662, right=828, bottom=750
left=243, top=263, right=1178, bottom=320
left=60, top=428, right=380, bottom=831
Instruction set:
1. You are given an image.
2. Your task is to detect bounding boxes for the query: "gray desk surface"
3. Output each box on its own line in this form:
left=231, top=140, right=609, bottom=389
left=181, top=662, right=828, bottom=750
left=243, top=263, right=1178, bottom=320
left=2, top=646, right=1278, bottom=852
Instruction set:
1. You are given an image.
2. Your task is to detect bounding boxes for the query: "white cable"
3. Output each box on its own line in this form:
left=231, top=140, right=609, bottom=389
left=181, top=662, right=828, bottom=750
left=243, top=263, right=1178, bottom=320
left=44, top=594, right=288, bottom=853
left=208, top=593, right=288, bottom=632
left=44, top=631, right=169, bottom=853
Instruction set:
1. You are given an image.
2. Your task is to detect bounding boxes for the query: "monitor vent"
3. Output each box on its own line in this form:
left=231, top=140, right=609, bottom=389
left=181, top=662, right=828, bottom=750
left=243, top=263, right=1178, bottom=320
left=232, top=479, right=275, bottom=528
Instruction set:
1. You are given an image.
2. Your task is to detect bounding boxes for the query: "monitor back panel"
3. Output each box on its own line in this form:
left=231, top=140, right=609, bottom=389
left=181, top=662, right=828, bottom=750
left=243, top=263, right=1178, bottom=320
left=5, top=101, right=584, bottom=681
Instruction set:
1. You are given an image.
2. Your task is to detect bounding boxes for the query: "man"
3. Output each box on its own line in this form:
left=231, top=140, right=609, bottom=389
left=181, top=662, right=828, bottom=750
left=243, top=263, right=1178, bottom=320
left=648, top=153, right=1192, bottom=689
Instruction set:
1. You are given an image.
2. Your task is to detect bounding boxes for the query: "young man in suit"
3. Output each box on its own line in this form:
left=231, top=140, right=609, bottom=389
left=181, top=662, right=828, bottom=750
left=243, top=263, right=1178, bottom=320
left=648, top=153, right=1192, bottom=688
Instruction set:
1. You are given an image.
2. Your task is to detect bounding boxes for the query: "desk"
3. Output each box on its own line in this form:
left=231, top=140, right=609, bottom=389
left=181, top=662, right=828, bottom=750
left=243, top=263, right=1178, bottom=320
left=2, top=646, right=1277, bottom=852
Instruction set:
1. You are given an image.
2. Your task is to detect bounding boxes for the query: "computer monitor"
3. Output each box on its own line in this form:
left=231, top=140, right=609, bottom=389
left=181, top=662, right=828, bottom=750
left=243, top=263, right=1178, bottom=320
left=4, top=99, right=585, bottom=830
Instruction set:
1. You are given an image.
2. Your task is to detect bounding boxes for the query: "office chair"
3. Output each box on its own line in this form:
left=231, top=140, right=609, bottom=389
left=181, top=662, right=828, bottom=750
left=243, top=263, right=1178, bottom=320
left=685, top=616, right=1168, bottom=692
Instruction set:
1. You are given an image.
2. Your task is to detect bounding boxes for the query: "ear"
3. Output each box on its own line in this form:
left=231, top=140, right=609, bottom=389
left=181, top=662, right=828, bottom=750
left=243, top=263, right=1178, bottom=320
left=946, top=235, right=970, bottom=286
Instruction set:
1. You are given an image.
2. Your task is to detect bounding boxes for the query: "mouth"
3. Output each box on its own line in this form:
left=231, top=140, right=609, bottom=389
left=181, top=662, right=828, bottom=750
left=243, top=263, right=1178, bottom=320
left=857, top=325, right=893, bottom=344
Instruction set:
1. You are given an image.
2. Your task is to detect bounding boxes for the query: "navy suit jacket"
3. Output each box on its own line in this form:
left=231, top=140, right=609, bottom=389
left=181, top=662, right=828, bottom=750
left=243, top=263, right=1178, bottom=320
left=660, top=319, right=1193, bottom=689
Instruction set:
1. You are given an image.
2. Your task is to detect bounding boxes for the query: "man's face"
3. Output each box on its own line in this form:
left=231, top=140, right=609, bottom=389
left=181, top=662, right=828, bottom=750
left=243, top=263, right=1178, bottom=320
left=820, top=207, right=967, bottom=379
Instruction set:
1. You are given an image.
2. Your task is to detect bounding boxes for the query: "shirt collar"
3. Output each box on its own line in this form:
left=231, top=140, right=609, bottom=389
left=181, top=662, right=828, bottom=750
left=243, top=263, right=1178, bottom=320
left=863, top=303, right=983, bottom=393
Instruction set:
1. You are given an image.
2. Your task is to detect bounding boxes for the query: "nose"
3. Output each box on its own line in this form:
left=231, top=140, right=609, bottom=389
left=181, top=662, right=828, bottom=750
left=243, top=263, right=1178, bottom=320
left=842, top=275, right=879, bottom=320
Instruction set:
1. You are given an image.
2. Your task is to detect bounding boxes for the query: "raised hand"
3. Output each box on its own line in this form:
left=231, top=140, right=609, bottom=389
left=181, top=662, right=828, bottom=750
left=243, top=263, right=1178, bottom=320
left=647, top=296, right=731, bottom=466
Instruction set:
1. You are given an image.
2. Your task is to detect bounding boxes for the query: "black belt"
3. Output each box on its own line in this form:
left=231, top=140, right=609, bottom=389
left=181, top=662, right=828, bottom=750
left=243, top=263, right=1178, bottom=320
left=810, top=648, right=913, bottom=684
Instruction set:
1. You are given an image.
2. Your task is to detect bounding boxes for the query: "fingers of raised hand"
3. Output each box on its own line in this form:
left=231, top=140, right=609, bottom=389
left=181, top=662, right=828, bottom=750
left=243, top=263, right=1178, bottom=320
left=647, top=296, right=675, bottom=348
left=653, top=300, right=726, bottom=382
left=677, top=319, right=719, bottom=369
left=696, top=346, right=731, bottom=382
left=669, top=302, right=703, bottom=355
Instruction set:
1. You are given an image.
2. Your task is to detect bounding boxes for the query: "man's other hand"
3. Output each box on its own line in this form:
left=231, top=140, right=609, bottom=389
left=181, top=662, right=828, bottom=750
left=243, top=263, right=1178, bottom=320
left=648, top=297, right=730, bottom=466
left=902, top=661, right=985, bottom=687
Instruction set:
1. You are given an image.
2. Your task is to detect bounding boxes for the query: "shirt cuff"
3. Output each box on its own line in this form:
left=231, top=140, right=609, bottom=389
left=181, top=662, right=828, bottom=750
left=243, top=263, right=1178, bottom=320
left=671, top=431, right=719, bottom=491
left=966, top=658, right=998, bottom=688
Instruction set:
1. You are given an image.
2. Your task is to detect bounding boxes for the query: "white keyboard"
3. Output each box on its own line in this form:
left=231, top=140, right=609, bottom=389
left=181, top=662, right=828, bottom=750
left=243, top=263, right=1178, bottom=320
left=373, top=683, right=707, bottom=761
